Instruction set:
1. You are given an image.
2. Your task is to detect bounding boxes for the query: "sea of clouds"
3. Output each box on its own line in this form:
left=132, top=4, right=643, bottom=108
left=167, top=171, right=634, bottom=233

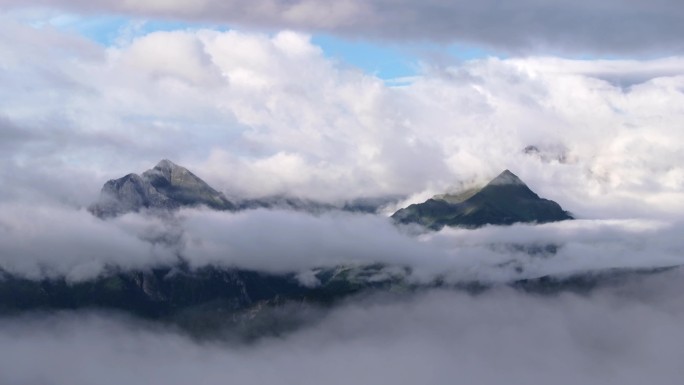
left=3, top=271, right=684, bottom=385
left=1, top=204, right=682, bottom=283
left=2, top=4, right=684, bottom=384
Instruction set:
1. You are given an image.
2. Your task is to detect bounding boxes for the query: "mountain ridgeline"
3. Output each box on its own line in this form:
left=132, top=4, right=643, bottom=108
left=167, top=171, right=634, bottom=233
left=90, top=160, right=573, bottom=230
left=89, top=159, right=398, bottom=217
left=392, top=170, right=573, bottom=230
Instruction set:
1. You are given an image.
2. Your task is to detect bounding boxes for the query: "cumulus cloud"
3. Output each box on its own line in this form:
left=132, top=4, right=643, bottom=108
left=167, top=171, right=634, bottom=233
left=0, top=21, right=683, bottom=283
left=1, top=21, right=683, bottom=220
left=2, top=6, right=683, bottom=385
left=2, top=271, right=684, bottom=385
left=2, top=0, right=684, bottom=54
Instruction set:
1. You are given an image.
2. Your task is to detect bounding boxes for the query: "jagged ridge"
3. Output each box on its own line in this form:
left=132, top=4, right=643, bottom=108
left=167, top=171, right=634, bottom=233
left=90, top=159, right=402, bottom=217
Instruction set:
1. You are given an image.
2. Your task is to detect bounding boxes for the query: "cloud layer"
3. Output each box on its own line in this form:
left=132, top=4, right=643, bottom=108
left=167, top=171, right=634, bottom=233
left=3, top=0, right=684, bottom=54
left=1, top=204, right=682, bottom=282
left=3, top=271, right=684, bottom=385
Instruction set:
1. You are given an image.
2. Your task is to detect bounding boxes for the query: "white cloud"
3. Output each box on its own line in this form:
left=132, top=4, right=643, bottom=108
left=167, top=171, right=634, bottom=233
left=2, top=7, right=684, bottom=385
left=0, top=204, right=178, bottom=281
left=1, top=204, right=682, bottom=282
left=1, top=20, right=684, bottom=219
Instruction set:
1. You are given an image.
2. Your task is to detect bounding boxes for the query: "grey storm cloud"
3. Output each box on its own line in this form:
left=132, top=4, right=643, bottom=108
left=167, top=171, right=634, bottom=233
left=2, top=0, right=684, bottom=54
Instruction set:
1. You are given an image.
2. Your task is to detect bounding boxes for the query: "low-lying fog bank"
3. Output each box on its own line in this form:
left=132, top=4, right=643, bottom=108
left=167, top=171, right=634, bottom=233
left=2, top=268, right=684, bottom=385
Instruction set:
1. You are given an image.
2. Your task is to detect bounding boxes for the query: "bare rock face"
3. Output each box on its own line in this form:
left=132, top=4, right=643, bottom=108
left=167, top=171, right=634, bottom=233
left=392, top=170, right=573, bottom=230
left=90, top=160, right=234, bottom=217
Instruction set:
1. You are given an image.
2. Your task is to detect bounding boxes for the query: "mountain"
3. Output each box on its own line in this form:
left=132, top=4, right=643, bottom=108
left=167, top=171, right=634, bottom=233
left=0, top=263, right=408, bottom=339
left=5, top=164, right=668, bottom=340
left=90, top=163, right=571, bottom=226
left=90, top=159, right=402, bottom=217
left=392, top=170, right=573, bottom=230
left=90, top=159, right=235, bottom=217
left=0, top=262, right=673, bottom=339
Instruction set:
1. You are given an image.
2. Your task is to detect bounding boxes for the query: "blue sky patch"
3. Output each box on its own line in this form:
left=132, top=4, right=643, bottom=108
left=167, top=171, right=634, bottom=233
left=40, top=13, right=498, bottom=79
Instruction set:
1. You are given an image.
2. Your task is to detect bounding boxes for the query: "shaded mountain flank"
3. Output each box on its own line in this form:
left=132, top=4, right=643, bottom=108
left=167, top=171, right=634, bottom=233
left=0, top=264, right=409, bottom=339
left=0, top=263, right=675, bottom=339
left=392, top=170, right=573, bottom=230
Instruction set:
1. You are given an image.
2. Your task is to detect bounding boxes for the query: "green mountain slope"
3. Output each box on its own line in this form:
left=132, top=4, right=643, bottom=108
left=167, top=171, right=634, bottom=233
left=392, top=170, right=573, bottom=230
left=0, top=263, right=672, bottom=339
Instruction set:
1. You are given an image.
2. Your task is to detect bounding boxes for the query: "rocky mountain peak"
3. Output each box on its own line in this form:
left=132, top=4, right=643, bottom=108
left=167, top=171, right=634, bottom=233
left=392, top=169, right=572, bottom=230
left=143, top=159, right=195, bottom=183
left=147, top=159, right=179, bottom=180
left=90, top=160, right=234, bottom=217
left=487, top=169, right=526, bottom=186
left=155, top=158, right=177, bottom=170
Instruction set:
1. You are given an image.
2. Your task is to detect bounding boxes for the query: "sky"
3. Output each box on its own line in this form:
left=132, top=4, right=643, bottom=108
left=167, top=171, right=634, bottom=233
left=1, top=1, right=683, bottom=217
left=1, top=1, right=684, bottom=384
left=0, top=2, right=683, bottom=219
